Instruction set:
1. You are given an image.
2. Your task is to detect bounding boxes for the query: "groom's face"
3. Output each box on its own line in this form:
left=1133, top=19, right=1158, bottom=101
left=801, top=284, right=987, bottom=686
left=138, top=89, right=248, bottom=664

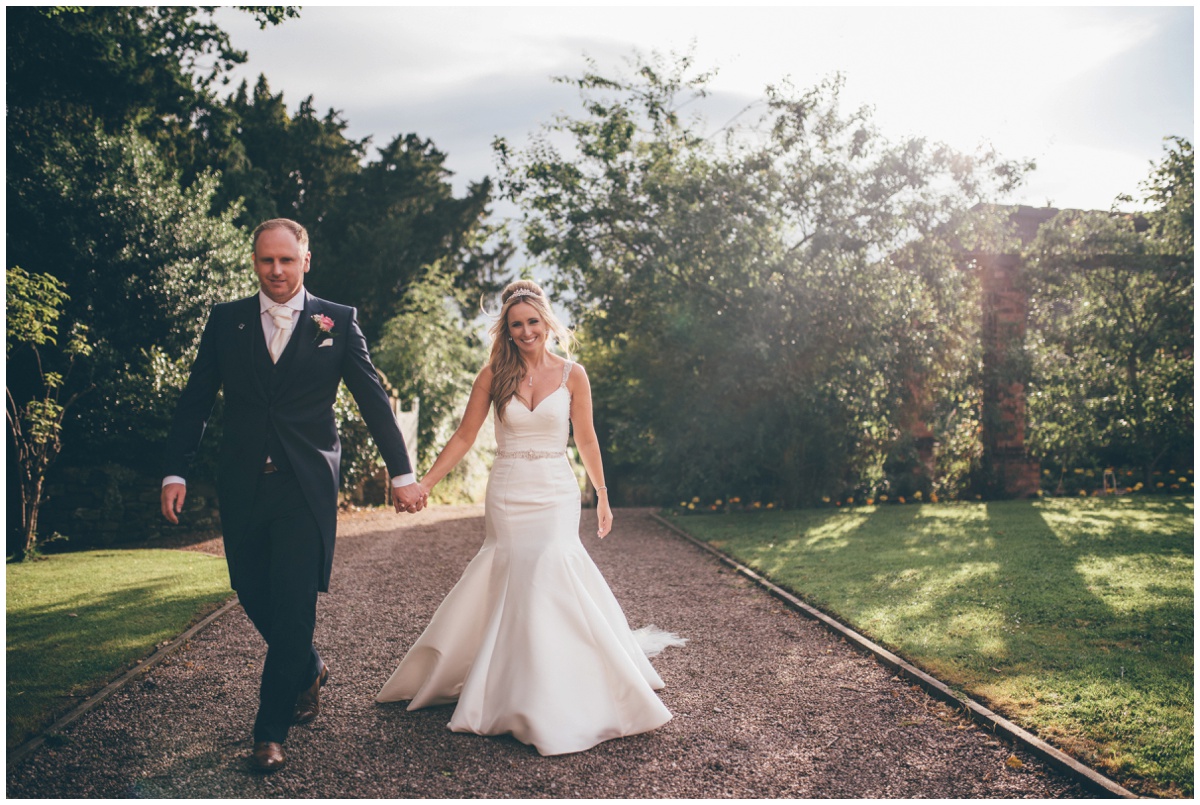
left=253, top=228, right=311, bottom=304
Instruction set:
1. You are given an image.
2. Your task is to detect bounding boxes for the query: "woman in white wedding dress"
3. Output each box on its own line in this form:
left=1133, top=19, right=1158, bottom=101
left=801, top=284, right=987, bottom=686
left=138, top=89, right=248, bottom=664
left=376, top=280, right=684, bottom=756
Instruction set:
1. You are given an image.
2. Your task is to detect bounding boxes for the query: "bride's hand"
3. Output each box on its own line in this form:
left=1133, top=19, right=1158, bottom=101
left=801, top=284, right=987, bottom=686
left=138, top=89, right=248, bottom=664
left=597, top=498, right=613, bottom=539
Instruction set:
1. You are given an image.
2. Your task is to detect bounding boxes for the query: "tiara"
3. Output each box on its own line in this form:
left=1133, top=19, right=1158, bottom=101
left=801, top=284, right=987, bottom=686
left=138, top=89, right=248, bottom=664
left=507, top=288, right=540, bottom=302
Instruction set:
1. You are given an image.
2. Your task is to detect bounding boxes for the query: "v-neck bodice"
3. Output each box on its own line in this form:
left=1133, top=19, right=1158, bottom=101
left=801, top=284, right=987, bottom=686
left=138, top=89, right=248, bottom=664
left=494, top=361, right=573, bottom=456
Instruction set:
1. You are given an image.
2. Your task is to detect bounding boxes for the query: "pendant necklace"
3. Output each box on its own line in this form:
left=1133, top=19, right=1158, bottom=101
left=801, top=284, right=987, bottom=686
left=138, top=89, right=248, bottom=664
left=526, top=362, right=543, bottom=387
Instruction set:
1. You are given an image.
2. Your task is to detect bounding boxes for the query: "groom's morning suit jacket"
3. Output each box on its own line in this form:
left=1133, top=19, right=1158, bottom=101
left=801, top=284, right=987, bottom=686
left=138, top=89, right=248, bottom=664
left=164, top=292, right=411, bottom=592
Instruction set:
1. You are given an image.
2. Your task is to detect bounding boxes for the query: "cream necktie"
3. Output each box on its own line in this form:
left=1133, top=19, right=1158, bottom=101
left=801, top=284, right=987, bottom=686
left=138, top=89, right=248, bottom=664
left=267, top=305, right=294, bottom=363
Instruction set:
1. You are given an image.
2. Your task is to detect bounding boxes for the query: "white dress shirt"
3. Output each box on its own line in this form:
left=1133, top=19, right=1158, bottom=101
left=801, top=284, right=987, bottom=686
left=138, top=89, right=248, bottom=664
left=163, top=288, right=416, bottom=490
left=260, top=287, right=306, bottom=356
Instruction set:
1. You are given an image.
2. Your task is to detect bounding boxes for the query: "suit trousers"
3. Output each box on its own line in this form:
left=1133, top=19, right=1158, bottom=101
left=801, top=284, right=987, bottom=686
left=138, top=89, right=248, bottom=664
left=232, top=468, right=324, bottom=744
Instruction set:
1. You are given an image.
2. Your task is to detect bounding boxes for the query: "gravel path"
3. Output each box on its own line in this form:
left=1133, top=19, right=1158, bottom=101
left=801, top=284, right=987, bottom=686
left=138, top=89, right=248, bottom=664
left=8, top=506, right=1088, bottom=798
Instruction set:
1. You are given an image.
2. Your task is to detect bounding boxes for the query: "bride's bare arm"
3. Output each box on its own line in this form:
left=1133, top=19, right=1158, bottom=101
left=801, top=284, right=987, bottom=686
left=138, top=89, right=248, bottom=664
left=568, top=364, right=613, bottom=538
left=419, top=366, right=493, bottom=493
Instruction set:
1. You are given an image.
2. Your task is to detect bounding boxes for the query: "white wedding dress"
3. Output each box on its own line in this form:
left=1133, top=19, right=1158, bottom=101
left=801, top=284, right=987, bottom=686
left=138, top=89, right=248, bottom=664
left=376, top=361, right=684, bottom=756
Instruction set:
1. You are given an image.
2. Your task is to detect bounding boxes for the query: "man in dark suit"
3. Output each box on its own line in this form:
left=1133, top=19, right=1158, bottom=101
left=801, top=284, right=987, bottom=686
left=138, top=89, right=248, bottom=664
left=161, top=218, right=426, bottom=771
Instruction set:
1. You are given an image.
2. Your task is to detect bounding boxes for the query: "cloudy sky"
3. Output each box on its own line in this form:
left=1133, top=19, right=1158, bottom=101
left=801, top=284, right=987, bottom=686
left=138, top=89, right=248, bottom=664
left=214, top=5, right=1193, bottom=215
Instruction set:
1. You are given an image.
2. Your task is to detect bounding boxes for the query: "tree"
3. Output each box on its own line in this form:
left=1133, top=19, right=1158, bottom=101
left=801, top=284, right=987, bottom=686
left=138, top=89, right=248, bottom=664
left=313, top=133, right=505, bottom=343
left=497, top=52, right=1028, bottom=505
left=7, top=6, right=297, bottom=186
left=215, top=76, right=367, bottom=228
left=6, top=268, right=93, bottom=561
left=1026, top=138, right=1194, bottom=484
left=7, top=125, right=255, bottom=472
left=373, top=261, right=488, bottom=468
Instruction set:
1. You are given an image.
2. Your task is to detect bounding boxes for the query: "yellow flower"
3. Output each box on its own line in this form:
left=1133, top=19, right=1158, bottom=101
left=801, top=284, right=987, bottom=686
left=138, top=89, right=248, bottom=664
left=766, top=502, right=775, bottom=509
left=879, top=494, right=888, bottom=502
left=913, top=490, right=923, bottom=500
left=1079, top=490, right=1087, bottom=496
left=680, top=502, right=687, bottom=507
left=846, top=497, right=854, bottom=505
left=715, top=499, right=723, bottom=506
left=821, top=496, right=830, bottom=503
left=752, top=501, right=761, bottom=509
left=1179, top=477, right=1188, bottom=484
left=1043, top=469, right=1051, bottom=476
left=692, top=496, right=700, bottom=503
left=687, top=503, right=695, bottom=510
left=1133, top=482, right=1143, bottom=491
left=731, top=496, right=741, bottom=503
left=1073, top=468, right=1084, bottom=475
left=1156, top=482, right=1164, bottom=488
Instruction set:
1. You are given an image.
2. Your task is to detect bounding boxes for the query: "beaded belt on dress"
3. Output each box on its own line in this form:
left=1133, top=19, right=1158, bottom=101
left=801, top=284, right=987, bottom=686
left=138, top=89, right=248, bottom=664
left=495, top=449, right=566, bottom=460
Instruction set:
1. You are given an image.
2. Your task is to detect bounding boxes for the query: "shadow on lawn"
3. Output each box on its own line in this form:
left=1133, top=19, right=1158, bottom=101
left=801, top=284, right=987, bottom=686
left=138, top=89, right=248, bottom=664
left=694, top=497, right=1193, bottom=794
left=9, top=579, right=227, bottom=656
left=7, top=579, right=232, bottom=749
left=846, top=498, right=1194, bottom=794
left=835, top=499, right=1193, bottom=657
left=680, top=498, right=1192, bottom=665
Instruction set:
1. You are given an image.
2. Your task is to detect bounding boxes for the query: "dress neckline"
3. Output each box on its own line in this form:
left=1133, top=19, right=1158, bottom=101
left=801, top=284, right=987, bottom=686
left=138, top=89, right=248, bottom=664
left=512, top=360, right=573, bottom=414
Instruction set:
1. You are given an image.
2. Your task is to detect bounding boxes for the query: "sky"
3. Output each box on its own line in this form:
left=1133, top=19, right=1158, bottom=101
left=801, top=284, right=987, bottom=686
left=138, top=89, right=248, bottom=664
left=213, top=5, right=1193, bottom=217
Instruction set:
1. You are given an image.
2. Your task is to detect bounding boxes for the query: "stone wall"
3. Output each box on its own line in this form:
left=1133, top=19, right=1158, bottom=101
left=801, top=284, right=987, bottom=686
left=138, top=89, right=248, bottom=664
left=38, top=464, right=222, bottom=548
left=977, top=253, right=1040, bottom=497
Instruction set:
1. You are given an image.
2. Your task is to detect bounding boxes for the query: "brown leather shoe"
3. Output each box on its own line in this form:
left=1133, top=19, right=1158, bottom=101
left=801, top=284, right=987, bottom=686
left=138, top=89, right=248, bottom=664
left=293, top=662, right=329, bottom=725
left=250, top=741, right=286, bottom=772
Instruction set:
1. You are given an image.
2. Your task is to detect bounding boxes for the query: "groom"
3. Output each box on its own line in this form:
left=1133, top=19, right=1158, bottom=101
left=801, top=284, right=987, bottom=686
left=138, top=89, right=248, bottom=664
left=161, top=218, right=426, bottom=771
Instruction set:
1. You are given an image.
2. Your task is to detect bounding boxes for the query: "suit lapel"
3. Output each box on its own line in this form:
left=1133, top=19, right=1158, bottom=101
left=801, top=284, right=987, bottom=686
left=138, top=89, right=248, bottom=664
left=233, top=296, right=269, bottom=400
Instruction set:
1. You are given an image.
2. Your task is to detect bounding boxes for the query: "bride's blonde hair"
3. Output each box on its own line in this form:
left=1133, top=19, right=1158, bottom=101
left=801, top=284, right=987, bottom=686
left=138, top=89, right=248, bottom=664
left=488, top=280, right=576, bottom=421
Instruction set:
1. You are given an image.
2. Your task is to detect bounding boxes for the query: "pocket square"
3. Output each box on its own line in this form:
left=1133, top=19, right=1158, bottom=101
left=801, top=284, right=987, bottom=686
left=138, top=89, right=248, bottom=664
left=318, top=339, right=334, bottom=348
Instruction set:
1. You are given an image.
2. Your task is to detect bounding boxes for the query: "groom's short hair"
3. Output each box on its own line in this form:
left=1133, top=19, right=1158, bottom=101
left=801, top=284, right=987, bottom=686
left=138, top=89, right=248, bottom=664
left=252, top=218, right=310, bottom=253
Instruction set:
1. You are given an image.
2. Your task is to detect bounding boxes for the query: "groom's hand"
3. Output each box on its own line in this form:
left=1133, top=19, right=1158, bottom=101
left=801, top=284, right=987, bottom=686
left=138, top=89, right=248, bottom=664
left=161, top=483, right=187, bottom=524
left=394, top=482, right=426, bottom=514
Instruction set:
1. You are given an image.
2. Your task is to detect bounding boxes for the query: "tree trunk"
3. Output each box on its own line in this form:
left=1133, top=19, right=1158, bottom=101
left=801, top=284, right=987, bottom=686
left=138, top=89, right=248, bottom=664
left=13, top=476, right=33, bottom=563
left=13, top=463, right=45, bottom=562
left=24, top=475, right=44, bottom=559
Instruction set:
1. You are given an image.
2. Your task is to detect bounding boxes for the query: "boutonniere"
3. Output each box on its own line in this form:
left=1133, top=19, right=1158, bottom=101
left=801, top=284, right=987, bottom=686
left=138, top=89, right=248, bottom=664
left=311, top=314, right=336, bottom=342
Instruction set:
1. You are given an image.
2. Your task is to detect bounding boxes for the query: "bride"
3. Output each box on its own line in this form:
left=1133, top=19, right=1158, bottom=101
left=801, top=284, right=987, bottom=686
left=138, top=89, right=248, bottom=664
left=376, top=280, right=684, bottom=756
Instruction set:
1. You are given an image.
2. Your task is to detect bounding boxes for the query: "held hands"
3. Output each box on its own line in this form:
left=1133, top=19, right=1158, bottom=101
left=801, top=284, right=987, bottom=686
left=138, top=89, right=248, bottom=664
left=161, top=483, right=187, bottom=525
left=393, top=481, right=428, bottom=515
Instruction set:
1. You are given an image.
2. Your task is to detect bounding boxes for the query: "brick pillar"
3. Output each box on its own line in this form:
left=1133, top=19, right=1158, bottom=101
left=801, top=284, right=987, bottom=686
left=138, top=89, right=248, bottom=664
left=979, top=254, right=1040, bottom=497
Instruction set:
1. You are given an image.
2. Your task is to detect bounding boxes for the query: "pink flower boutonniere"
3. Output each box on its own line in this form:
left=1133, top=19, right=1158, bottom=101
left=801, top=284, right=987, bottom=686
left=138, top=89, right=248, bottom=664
left=311, top=314, right=336, bottom=342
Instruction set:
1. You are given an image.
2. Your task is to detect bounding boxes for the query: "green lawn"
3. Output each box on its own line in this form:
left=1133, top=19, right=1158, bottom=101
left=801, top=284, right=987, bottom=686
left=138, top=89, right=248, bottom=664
left=6, top=549, right=233, bottom=750
left=674, top=497, right=1194, bottom=797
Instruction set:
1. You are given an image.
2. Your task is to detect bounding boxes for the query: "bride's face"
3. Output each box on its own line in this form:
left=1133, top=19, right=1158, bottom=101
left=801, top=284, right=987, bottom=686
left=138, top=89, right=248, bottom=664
left=507, top=301, right=547, bottom=355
